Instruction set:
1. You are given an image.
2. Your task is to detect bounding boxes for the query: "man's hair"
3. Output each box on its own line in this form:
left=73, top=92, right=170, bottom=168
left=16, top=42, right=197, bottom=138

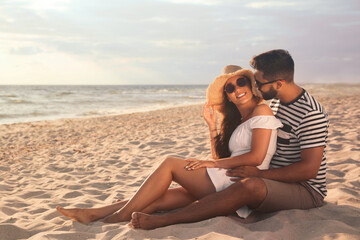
left=250, top=49, right=294, bottom=83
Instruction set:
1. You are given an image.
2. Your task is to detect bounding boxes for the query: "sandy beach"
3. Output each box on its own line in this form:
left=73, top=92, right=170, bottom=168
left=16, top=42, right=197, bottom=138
left=0, top=86, right=359, bottom=240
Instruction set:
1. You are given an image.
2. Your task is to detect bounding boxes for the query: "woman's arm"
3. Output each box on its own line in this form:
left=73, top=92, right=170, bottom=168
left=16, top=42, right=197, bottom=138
left=209, top=127, right=219, bottom=160
left=185, top=127, right=272, bottom=170
left=185, top=104, right=275, bottom=170
left=202, top=103, right=219, bottom=160
left=213, top=128, right=271, bottom=168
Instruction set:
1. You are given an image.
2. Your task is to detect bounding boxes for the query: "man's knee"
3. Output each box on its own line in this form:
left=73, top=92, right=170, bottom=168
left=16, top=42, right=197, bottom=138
left=239, top=178, right=267, bottom=208
left=241, top=177, right=266, bottom=193
left=230, top=178, right=267, bottom=201
left=210, top=178, right=267, bottom=212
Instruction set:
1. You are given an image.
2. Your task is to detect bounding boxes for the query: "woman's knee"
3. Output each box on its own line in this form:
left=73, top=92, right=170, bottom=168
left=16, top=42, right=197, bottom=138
left=162, top=157, right=185, bottom=169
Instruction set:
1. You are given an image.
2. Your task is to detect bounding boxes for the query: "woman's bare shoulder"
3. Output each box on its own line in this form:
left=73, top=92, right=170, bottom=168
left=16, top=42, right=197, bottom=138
left=253, top=103, right=273, bottom=116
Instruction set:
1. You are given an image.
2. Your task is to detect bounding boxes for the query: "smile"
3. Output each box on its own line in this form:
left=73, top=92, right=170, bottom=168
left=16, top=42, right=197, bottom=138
left=236, top=93, right=246, bottom=99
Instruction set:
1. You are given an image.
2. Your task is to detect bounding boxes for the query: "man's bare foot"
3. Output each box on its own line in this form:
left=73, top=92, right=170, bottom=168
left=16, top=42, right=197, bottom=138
left=56, top=206, right=96, bottom=224
left=130, top=212, right=168, bottom=230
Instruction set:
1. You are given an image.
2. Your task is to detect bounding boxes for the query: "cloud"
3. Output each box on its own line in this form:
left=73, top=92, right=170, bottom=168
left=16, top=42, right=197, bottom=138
left=153, top=39, right=203, bottom=49
left=333, top=21, right=360, bottom=27
left=246, top=1, right=301, bottom=8
left=158, top=0, right=223, bottom=6
left=0, top=0, right=359, bottom=84
left=17, top=0, right=71, bottom=11
left=9, top=46, right=43, bottom=55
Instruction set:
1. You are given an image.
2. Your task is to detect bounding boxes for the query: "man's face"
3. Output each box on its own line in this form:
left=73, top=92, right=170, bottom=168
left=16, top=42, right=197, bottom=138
left=254, top=70, right=278, bottom=100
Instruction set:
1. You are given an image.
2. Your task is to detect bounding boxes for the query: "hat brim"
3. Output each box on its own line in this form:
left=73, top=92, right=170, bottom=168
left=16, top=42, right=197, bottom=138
left=206, top=69, right=259, bottom=110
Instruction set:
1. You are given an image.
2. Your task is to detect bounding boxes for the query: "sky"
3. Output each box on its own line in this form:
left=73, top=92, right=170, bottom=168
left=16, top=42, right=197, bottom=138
left=0, top=0, right=359, bottom=85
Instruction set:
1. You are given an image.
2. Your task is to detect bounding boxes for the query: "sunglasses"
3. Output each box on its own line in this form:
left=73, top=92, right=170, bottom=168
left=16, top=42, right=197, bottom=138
left=255, top=79, right=285, bottom=89
left=224, top=78, right=248, bottom=94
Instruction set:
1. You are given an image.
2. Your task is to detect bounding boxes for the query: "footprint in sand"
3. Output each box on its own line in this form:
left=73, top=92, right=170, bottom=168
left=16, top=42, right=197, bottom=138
left=0, top=225, right=32, bottom=239
left=20, top=191, right=48, bottom=199
left=0, top=206, right=17, bottom=216
left=62, top=191, right=83, bottom=199
left=327, top=170, right=345, bottom=177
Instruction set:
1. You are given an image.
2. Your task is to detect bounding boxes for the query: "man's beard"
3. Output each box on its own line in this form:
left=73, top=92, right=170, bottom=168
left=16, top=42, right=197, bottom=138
left=260, top=86, right=278, bottom=100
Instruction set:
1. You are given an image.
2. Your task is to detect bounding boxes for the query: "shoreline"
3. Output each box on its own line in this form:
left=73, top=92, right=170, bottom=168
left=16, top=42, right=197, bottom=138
left=0, top=84, right=207, bottom=126
left=0, top=104, right=207, bottom=162
left=0, top=102, right=204, bottom=127
left=2, top=83, right=359, bottom=126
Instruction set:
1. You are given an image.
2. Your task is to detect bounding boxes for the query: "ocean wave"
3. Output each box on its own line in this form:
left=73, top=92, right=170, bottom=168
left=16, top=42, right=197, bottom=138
left=81, top=111, right=102, bottom=116
left=150, top=89, right=182, bottom=94
left=0, top=113, right=31, bottom=119
left=140, top=99, right=168, bottom=104
left=54, top=91, right=74, bottom=97
left=0, top=94, right=18, bottom=98
left=0, top=114, right=13, bottom=119
left=80, top=109, right=125, bottom=116
left=8, top=99, right=33, bottom=104
left=0, top=85, right=208, bottom=124
left=109, top=90, right=124, bottom=95
left=185, top=96, right=206, bottom=99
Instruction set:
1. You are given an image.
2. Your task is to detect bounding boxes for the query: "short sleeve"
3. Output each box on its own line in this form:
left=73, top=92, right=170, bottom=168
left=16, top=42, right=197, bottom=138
left=248, top=115, right=283, bottom=130
left=296, top=110, right=329, bottom=149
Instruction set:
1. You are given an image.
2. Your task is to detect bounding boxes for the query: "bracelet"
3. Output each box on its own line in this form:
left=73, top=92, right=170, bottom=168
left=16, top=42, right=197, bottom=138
left=210, top=129, right=217, bottom=132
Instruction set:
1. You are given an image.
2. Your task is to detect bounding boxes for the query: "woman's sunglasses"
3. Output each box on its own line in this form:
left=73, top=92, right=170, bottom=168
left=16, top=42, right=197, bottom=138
left=224, top=77, right=248, bottom=94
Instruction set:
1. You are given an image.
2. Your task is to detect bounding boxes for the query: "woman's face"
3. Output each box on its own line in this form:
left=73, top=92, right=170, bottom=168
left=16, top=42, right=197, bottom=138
left=225, top=75, right=253, bottom=105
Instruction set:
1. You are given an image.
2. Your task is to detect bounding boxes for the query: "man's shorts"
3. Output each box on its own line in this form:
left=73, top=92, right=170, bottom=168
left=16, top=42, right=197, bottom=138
left=255, top=179, right=324, bottom=213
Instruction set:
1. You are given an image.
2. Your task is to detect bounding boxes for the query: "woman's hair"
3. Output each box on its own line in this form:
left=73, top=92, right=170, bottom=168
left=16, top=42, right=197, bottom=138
left=214, top=77, right=261, bottom=158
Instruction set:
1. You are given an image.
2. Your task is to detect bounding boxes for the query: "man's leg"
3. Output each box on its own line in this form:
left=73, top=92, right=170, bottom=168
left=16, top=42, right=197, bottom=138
left=131, top=177, right=267, bottom=229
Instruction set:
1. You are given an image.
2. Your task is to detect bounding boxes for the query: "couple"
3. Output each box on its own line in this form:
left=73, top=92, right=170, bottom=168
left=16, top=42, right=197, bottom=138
left=57, top=49, right=329, bottom=229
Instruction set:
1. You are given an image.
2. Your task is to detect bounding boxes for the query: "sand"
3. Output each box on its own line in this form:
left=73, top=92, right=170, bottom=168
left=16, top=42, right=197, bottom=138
left=0, top=87, right=359, bottom=240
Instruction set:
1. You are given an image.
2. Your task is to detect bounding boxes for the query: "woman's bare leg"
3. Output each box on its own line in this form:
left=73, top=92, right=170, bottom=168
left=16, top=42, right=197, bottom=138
left=103, top=157, right=215, bottom=223
left=56, top=186, right=196, bottom=224
left=56, top=201, right=125, bottom=224
left=142, top=187, right=196, bottom=213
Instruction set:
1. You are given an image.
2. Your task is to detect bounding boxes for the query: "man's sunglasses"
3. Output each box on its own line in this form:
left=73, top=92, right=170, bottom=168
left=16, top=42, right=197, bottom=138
left=255, top=79, right=285, bottom=89
left=224, top=77, right=248, bottom=94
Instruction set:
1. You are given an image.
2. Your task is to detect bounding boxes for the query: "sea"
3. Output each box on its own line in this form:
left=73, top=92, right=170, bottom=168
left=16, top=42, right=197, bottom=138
left=1, top=84, right=359, bottom=125
left=0, top=85, right=207, bottom=125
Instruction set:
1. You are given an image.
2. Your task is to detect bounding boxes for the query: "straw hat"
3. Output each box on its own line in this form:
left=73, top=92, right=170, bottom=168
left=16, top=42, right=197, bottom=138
left=206, top=65, right=259, bottom=108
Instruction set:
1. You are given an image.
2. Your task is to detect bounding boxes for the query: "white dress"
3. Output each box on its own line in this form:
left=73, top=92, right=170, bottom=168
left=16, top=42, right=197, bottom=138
left=206, top=115, right=283, bottom=218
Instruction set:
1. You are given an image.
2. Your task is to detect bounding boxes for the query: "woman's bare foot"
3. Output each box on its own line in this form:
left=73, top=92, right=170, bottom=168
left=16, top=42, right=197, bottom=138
left=56, top=206, right=97, bottom=224
left=130, top=212, right=169, bottom=230
left=102, top=211, right=130, bottom=223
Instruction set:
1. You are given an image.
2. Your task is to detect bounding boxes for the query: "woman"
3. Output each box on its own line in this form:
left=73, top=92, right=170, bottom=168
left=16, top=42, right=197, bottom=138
left=56, top=65, right=282, bottom=225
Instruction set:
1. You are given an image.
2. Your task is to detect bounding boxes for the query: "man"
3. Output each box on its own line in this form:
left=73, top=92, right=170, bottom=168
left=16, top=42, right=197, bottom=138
left=130, top=49, right=329, bottom=229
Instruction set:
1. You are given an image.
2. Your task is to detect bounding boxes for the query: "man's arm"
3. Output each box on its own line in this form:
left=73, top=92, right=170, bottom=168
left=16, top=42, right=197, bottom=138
left=226, top=146, right=324, bottom=182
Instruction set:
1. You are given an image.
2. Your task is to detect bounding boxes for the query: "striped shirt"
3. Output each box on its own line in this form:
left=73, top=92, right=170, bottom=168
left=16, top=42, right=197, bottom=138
left=269, top=89, right=329, bottom=198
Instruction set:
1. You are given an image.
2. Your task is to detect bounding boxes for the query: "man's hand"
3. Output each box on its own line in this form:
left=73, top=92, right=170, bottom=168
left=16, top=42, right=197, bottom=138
left=226, top=166, right=261, bottom=181
left=185, top=159, right=216, bottom=170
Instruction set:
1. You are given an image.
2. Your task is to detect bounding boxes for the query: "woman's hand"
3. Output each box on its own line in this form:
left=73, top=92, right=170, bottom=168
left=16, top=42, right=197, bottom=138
left=202, top=102, right=217, bottom=129
left=184, top=159, right=216, bottom=170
